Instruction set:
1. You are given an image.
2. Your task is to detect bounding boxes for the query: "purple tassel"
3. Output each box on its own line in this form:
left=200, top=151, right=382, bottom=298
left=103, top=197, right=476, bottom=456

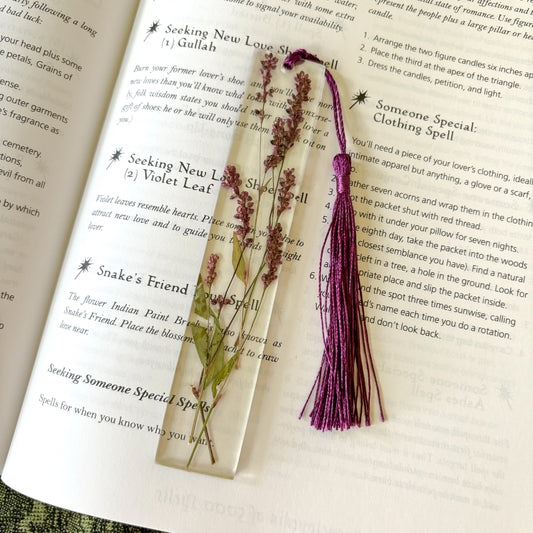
left=284, top=50, right=384, bottom=430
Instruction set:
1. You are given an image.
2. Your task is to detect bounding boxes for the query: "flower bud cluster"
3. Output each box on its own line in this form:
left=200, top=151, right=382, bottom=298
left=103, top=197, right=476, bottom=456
left=253, top=53, right=278, bottom=122
left=264, top=70, right=311, bottom=172
left=277, top=168, right=296, bottom=216
left=222, top=165, right=255, bottom=247
left=262, top=223, right=283, bottom=288
left=205, top=253, right=219, bottom=287
left=211, top=294, right=232, bottom=310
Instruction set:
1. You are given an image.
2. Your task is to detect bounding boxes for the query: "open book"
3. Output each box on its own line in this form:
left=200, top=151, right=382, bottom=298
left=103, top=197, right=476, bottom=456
left=1, top=0, right=532, bottom=531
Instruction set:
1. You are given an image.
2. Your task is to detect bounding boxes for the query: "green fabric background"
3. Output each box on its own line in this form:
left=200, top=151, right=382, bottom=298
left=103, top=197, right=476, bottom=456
left=0, top=478, right=163, bottom=533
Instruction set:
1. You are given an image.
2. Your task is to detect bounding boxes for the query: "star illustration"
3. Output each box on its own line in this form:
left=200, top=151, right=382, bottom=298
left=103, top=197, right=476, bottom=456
left=144, top=20, right=160, bottom=41
left=106, top=148, right=123, bottom=169
left=75, top=257, right=93, bottom=279
left=350, top=90, right=369, bottom=108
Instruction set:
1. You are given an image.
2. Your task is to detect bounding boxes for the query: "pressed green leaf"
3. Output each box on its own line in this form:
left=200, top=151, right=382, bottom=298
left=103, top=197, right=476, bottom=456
left=193, top=275, right=209, bottom=319
left=190, top=323, right=208, bottom=366
left=211, top=354, right=237, bottom=398
left=232, top=233, right=246, bottom=283
left=205, top=322, right=226, bottom=391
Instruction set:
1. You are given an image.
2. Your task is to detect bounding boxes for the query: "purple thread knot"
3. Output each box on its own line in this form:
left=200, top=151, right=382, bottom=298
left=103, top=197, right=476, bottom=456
left=283, top=49, right=322, bottom=70
left=333, top=153, right=351, bottom=195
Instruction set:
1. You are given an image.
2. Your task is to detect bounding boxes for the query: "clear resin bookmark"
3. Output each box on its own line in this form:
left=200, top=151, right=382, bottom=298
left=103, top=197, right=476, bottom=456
left=156, top=53, right=324, bottom=478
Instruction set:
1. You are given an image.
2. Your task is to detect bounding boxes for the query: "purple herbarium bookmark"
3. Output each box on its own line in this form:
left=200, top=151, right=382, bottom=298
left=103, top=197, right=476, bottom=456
left=284, top=50, right=385, bottom=431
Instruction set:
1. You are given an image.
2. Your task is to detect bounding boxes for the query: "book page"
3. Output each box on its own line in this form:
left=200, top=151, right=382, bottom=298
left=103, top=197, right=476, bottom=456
left=0, top=0, right=139, bottom=467
left=4, top=1, right=532, bottom=532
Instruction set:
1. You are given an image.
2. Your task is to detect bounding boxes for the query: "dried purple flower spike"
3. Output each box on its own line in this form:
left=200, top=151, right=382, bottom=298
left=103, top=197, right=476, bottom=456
left=264, top=70, right=311, bottom=171
left=221, top=165, right=242, bottom=197
left=277, top=168, right=296, bottom=217
left=262, top=223, right=283, bottom=288
left=222, top=165, right=255, bottom=247
left=205, top=253, right=219, bottom=287
left=234, top=190, right=254, bottom=244
left=284, top=70, right=311, bottom=147
left=254, top=53, right=278, bottom=122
